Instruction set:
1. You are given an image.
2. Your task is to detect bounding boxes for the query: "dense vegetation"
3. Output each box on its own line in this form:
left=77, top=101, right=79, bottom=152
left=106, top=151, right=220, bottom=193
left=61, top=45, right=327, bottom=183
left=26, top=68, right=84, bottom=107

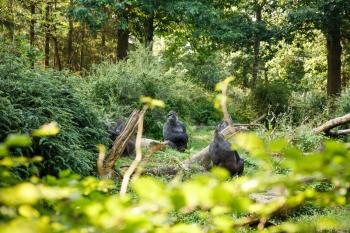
left=1, top=0, right=350, bottom=232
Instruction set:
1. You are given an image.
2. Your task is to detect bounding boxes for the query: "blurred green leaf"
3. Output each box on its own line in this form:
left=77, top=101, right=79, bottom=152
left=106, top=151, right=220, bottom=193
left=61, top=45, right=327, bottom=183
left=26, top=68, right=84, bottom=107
left=5, top=134, right=32, bottom=147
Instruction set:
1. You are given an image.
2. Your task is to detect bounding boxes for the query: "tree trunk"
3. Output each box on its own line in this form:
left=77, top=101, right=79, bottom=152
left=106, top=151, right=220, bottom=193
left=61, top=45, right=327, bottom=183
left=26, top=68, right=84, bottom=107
left=53, top=36, right=62, bottom=70
left=116, top=27, right=129, bottom=60
left=7, top=0, right=15, bottom=42
left=116, top=8, right=129, bottom=61
left=144, top=13, right=154, bottom=51
left=29, top=2, right=35, bottom=68
left=44, top=1, right=51, bottom=68
left=252, top=5, right=262, bottom=88
left=326, top=10, right=342, bottom=96
left=66, top=0, right=73, bottom=68
left=80, top=25, right=85, bottom=70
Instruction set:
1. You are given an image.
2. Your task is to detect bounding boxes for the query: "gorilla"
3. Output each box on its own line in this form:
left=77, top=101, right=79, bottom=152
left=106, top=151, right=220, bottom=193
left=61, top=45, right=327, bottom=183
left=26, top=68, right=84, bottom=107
left=216, top=120, right=229, bottom=132
left=107, top=119, right=135, bottom=156
left=209, top=125, right=244, bottom=176
left=163, top=111, right=188, bottom=152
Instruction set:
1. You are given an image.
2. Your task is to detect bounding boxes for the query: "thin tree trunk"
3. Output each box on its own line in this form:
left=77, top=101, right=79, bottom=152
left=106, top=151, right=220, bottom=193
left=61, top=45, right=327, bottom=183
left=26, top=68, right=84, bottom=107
left=66, top=0, right=73, bottom=68
left=242, top=63, right=249, bottom=88
left=29, top=2, right=35, bottom=68
left=100, top=23, right=106, bottom=61
left=264, top=67, right=268, bottom=84
left=53, top=36, right=62, bottom=70
left=44, top=0, right=51, bottom=68
left=252, top=5, right=262, bottom=88
left=7, top=0, right=15, bottom=42
left=80, top=25, right=85, bottom=70
left=326, top=10, right=342, bottom=96
left=144, top=13, right=154, bottom=50
left=116, top=8, right=129, bottom=61
left=116, top=27, right=129, bottom=60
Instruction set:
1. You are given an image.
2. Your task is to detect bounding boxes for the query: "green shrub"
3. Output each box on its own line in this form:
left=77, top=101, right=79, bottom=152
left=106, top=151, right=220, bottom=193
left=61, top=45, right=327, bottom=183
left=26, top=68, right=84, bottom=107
left=0, top=51, right=109, bottom=177
left=288, top=91, right=328, bottom=125
left=335, top=88, right=350, bottom=115
left=227, top=86, right=258, bottom=123
left=252, top=81, right=291, bottom=118
left=86, top=47, right=220, bottom=138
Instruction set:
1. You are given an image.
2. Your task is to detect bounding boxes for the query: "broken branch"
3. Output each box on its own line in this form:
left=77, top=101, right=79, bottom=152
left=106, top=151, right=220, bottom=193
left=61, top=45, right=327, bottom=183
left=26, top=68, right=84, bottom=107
left=313, top=113, right=350, bottom=134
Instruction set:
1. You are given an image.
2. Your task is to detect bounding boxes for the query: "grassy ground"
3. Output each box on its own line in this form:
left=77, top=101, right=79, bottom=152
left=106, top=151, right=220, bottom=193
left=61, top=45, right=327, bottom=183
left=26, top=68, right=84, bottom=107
left=116, top=126, right=350, bottom=231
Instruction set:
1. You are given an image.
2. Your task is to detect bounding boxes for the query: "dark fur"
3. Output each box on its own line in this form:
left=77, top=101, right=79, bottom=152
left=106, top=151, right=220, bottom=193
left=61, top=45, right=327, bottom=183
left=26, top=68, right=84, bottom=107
left=209, top=126, right=244, bottom=176
left=108, top=119, right=135, bottom=156
left=163, top=111, right=188, bottom=152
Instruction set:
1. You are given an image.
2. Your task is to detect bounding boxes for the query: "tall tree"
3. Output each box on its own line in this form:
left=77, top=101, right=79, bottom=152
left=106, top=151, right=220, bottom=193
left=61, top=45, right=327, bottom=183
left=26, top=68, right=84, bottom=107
left=288, top=0, right=350, bottom=96
left=29, top=1, right=36, bottom=68
left=44, top=0, right=51, bottom=68
left=252, top=3, right=262, bottom=88
left=66, top=0, right=74, bottom=68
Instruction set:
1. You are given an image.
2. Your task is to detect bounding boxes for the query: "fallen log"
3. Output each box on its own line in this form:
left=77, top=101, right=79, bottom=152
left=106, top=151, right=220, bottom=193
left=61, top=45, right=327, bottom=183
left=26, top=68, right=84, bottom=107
left=313, top=113, right=350, bottom=134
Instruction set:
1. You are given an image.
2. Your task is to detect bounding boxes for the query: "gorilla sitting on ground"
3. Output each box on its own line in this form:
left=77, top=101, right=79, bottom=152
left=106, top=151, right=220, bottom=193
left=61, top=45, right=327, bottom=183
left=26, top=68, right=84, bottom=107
left=108, top=119, right=135, bottom=156
left=209, top=125, right=244, bottom=176
left=163, top=111, right=188, bottom=152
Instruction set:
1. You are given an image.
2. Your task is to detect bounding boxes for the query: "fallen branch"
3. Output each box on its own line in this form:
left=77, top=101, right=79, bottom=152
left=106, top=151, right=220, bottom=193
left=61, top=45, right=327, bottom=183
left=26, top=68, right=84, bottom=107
left=313, top=113, right=350, bottom=134
left=141, top=138, right=169, bottom=148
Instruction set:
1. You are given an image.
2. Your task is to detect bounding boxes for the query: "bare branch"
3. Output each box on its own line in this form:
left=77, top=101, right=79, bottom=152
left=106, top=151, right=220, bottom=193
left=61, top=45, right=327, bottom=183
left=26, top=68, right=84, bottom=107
left=313, top=113, right=350, bottom=134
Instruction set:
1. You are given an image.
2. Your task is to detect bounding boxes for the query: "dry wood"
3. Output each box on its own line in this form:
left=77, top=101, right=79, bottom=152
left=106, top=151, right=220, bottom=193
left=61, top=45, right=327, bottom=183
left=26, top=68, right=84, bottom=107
left=313, top=113, right=350, bottom=134
left=141, top=138, right=169, bottom=148
left=98, top=110, right=142, bottom=179
left=120, top=107, right=147, bottom=196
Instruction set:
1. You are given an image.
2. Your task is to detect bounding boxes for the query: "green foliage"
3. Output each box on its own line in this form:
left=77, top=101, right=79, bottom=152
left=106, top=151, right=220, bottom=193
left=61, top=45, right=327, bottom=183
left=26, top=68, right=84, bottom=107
left=335, top=88, right=350, bottom=115
left=0, top=50, right=109, bottom=177
left=85, top=47, right=220, bottom=138
left=227, top=87, right=257, bottom=123
left=288, top=91, right=328, bottom=125
left=252, top=81, right=291, bottom=117
left=1, top=130, right=350, bottom=232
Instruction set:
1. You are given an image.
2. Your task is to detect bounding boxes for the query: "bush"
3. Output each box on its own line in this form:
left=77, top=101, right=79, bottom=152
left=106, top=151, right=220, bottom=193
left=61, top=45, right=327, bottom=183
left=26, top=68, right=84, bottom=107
left=335, top=88, right=350, bottom=115
left=288, top=91, right=328, bottom=125
left=86, top=47, right=220, bottom=138
left=0, top=51, right=109, bottom=177
left=251, top=81, right=290, bottom=118
left=227, top=86, right=258, bottom=123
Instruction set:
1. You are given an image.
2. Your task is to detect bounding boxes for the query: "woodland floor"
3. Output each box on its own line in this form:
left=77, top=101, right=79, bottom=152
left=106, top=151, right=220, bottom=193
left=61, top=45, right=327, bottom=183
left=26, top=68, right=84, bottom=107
left=115, top=126, right=350, bottom=231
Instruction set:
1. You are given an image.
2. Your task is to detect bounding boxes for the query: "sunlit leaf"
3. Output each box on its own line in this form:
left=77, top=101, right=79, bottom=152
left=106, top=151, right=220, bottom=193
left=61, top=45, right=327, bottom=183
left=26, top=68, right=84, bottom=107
left=18, top=205, right=40, bottom=218
left=5, top=134, right=32, bottom=147
left=32, top=122, right=60, bottom=137
left=0, top=143, right=9, bottom=156
left=140, top=96, right=165, bottom=108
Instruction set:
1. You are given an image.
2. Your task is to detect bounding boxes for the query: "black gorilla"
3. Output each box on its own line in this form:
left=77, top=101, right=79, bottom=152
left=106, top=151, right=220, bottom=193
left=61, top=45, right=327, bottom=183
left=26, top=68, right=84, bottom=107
left=163, top=111, right=188, bottom=152
left=107, top=119, right=135, bottom=156
left=209, top=126, right=244, bottom=176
